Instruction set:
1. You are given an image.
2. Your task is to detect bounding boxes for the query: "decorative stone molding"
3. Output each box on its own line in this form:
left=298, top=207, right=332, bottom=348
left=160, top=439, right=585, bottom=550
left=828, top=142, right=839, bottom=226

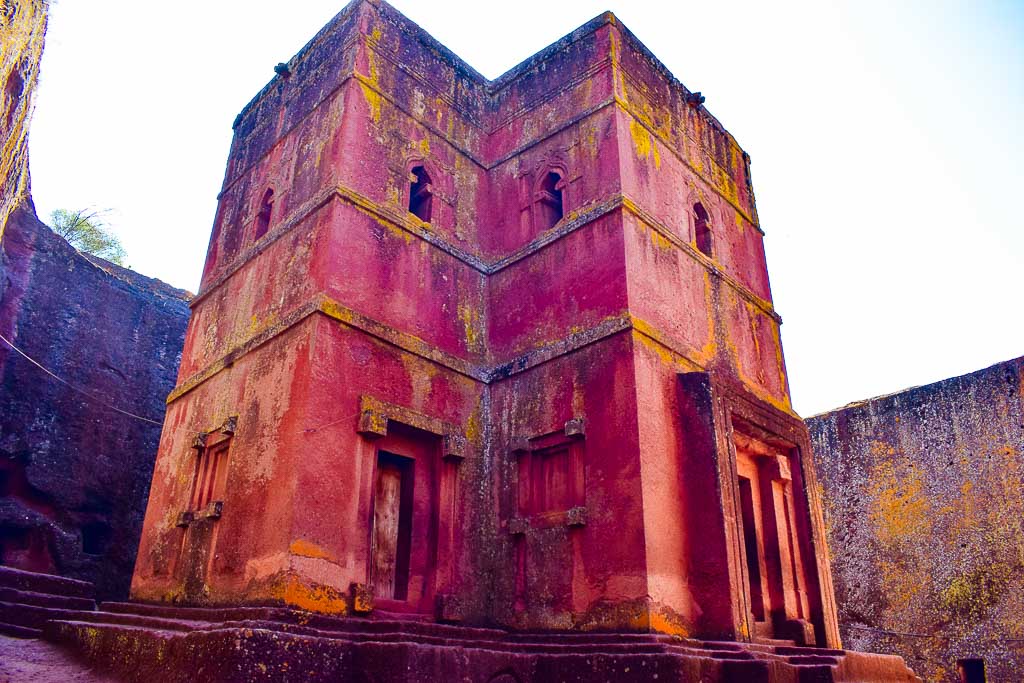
left=356, top=395, right=471, bottom=461
left=356, top=407, right=388, bottom=438
left=508, top=517, right=529, bottom=535
left=175, top=500, right=223, bottom=528
left=510, top=436, right=531, bottom=454
left=566, top=506, right=588, bottom=527
left=191, top=415, right=238, bottom=451
left=564, top=417, right=586, bottom=439
left=443, top=433, right=469, bottom=461
left=200, top=500, right=223, bottom=521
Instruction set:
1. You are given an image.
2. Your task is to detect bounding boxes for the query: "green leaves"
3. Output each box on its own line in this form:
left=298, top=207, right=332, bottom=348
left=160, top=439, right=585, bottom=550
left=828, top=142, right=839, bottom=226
left=47, top=208, right=127, bottom=266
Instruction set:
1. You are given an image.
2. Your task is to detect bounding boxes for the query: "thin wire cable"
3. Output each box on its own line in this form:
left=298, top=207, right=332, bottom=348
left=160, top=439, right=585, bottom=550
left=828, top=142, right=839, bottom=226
left=302, top=409, right=361, bottom=434
left=0, top=329, right=164, bottom=425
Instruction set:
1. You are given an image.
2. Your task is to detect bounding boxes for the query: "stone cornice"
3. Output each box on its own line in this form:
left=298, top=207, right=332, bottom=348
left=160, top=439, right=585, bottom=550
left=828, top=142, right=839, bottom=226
left=170, top=293, right=773, bottom=408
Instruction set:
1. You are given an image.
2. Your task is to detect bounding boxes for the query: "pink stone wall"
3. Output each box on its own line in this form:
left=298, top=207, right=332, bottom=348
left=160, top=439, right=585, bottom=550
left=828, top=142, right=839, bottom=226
left=133, top=0, right=837, bottom=644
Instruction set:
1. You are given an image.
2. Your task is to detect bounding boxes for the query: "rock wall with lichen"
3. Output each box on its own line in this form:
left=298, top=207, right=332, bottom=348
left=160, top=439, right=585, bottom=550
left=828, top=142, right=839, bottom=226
left=808, top=358, right=1024, bottom=681
left=0, top=205, right=192, bottom=599
left=0, top=0, right=48, bottom=241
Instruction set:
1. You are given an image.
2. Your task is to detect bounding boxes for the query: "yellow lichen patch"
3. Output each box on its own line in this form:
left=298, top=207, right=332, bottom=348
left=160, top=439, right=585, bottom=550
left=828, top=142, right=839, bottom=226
left=609, top=31, right=625, bottom=98
left=434, top=96, right=445, bottom=126
left=465, top=406, right=482, bottom=444
left=648, top=609, right=691, bottom=638
left=629, top=319, right=701, bottom=374
left=632, top=328, right=677, bottom=367
left=353, top=202, right=413, bottom=243
left=868, top=460, right=931, bottom=546
left=289, top=539, right=334, bottom=562
left=876, top=558, right=931, bottom=622
left=358, top=27, right=384, bottom=122
left=940, top=564, right=1013, bottom=622
left=646, top=223, right=674, bottom=252
left=0, top=0, right=47, bottom=240
left=274, top=575, right=348, bottom=615
left=457, top=300, right=482, bottom=352
left=628, top=119, right=660, bottom=168
left=358, top=79, right=382, bottom=123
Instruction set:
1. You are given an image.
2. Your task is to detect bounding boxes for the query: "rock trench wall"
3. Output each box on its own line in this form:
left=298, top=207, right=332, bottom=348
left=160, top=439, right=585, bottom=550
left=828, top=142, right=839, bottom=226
left=808, top=358, right=1024, bottom=682
left=0, top=206, right=191, bottom=599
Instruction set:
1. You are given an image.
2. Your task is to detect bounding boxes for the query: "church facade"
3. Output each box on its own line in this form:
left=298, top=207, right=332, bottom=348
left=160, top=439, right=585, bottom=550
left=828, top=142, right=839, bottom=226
left=132, top=0, right=841, bottom=649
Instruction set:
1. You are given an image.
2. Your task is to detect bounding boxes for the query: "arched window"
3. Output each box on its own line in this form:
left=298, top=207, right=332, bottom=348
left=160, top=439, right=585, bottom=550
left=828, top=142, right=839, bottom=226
left=693, top=202, right=712, bottom=257
left=538, top=171, right=564, bottom=230
left=408, top=166, right=432, bottom=223
left=254, top=188, right=274, bottom=241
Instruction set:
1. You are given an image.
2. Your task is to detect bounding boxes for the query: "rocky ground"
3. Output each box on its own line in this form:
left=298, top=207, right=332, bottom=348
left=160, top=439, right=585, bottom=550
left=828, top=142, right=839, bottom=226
left=0, top=635, right=114, bottom=682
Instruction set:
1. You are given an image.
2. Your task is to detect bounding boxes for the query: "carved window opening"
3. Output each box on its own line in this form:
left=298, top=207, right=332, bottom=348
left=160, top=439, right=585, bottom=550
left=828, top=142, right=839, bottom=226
left=190, top=440, right=230, bottom=513
left=514, top=422, right=585, bottom=526
left=694, top=202, right=713, bottom=257
left=370, top=451, right=414, bottom=601
left=537, top=171, right=564, bottom=230
left=408, top=165, right=433, bottom=223
left=254, top=188, right=274, bottom=241
left=522, top=444, right=573, bottom=514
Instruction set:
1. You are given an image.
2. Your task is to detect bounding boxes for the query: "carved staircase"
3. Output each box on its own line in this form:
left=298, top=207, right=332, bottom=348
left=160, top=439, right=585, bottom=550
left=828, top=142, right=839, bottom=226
left=0, top=565, right=97, bottom=638
left=35, top=601, right=921, bottom=682
left=0, top=568, right=921, bottom=682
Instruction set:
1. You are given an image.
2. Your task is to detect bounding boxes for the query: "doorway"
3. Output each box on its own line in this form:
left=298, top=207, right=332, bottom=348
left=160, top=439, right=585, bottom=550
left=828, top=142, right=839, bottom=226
left=733, top=432, right=810, bottom=642
left=370, top=452, right=414, bottom=600
left=366, top=423, right=439, bottom=613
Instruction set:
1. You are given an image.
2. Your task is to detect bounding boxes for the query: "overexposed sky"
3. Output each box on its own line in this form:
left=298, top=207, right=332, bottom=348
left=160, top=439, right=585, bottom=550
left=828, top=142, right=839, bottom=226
left=27, top=1, right=1024, bottom=416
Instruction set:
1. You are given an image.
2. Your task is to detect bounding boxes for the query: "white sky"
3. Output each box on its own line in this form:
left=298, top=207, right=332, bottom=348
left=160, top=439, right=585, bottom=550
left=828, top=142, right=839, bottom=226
left=27, top=1, right=1024, bottom=416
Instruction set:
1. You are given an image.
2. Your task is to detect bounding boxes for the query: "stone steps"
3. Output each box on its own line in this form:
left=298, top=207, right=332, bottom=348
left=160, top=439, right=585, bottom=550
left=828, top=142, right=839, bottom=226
left=46, top=618, right=755, bottom=683
left=0, top=621, right=43, bottom=639
left=77, top=609, right=820, bottom=665
left=0, top=566, right=94, bottom=599
left=0, top=567, right=98, bottom=639
left=98, top=600, right=507, bottom=640
left=37, top=601, right=922, bottom=681
left=0, top=601, right=93, bottom=631
left=63, top=611, right=744, bottom=660
left=0, top=586, right=96, bottom=611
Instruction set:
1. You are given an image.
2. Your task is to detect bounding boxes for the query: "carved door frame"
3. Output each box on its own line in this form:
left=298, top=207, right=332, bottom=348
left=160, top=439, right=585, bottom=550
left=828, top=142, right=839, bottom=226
left=677, top=373, right=841, bottom=648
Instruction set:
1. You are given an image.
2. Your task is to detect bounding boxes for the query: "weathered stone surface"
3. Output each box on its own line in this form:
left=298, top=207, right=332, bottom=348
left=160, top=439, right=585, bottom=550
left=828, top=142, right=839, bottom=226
left=808, top=357, right=1024, bottom=682
left=128, top=2, right=915, bottom=679
left=0, top=205, right=191, bottom=599
left=0, top=634, right=114, bottom=682
left=43, top=602, right=921, bottom=683
left=0, top=0, right=48, bottom=241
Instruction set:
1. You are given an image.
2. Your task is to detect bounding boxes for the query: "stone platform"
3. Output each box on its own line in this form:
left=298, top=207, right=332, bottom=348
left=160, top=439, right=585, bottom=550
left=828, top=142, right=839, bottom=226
left=39, top=602, right=920, bottom=682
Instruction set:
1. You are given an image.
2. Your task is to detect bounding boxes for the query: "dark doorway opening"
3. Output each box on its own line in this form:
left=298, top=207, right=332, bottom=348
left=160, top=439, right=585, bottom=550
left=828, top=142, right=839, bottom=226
left=370, top=452, right=414, bottom=600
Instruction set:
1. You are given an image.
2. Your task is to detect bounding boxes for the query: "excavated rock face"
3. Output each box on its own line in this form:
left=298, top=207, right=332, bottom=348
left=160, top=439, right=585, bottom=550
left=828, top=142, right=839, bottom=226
left=808, top=358, right=1024, bottom=682
left=0, top=206, right=191, bottom=599
left=0, top=0, right=48, bottom=240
